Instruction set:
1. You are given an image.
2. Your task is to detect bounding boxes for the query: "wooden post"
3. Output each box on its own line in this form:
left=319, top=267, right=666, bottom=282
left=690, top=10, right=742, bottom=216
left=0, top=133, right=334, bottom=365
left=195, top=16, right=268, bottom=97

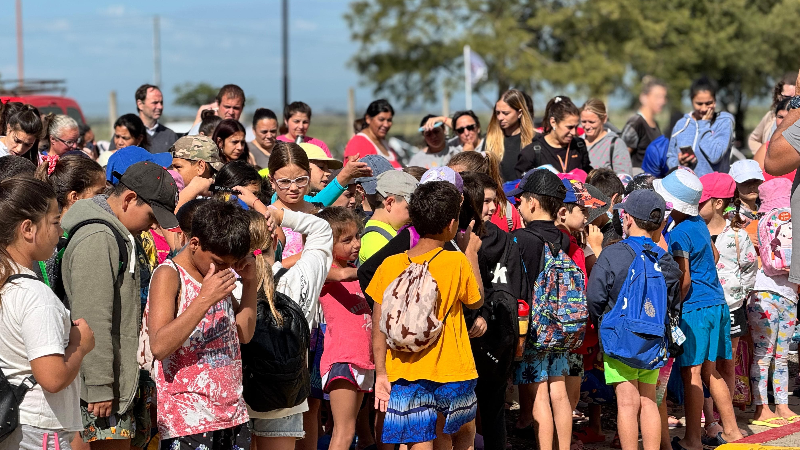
left=347, top=87, right=356, bottom=138
left=109, top=91, right=117, bottom=133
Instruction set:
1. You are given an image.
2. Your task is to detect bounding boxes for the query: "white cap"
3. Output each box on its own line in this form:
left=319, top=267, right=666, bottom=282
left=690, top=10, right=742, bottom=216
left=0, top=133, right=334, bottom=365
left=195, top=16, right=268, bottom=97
left=729, top=159, right=765, bottom=184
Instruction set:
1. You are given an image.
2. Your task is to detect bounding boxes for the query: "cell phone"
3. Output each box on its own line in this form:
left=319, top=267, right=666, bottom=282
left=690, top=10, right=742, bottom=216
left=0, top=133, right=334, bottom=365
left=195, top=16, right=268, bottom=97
left=679, top=146, right=695, bottom=157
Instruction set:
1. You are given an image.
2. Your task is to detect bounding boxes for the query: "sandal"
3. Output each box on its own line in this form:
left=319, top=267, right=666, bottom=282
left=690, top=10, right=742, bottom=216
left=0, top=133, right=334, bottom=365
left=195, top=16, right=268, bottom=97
left=671, top=437, right=690, bottom=450
left=701, top=432, right=727, bottom=449
left=668, top=415, right=683, bottom=429
left=573, top=428, right=605, bottom=444
left=749, top=417, right=788, bottom=428
left=611, top=433, right=621, bottom=449
left=784, top=415, right=800, bottom=423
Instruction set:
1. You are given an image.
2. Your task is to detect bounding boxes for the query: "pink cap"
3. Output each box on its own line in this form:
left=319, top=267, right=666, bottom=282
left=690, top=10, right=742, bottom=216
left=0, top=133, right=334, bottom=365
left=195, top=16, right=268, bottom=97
left=758, top=178, right=792, bottom=213
left=699, top=172, right=735, bottom=204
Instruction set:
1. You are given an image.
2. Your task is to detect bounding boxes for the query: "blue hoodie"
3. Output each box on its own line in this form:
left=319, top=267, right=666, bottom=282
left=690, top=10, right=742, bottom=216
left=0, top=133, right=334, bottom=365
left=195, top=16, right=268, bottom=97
left=666, top=112, right=735, bottom=176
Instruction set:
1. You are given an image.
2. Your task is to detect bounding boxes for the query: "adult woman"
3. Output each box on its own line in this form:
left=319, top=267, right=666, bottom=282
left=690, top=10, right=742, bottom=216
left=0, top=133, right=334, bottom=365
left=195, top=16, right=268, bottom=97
left=517, top=96, right=592, bottom=175
left=276, top=101, right=331, bottom=157
left=754, top=98, right=794, bottom=181
left=749, top=73, right=796, bottom=152
left=248, top=108, right=279, bottom=168
left=621, top=77, right=667, bottom=168
left=344, top=99, right=402, bottom=168
left=409, top=114, right=454, bottom=168
left=484, top=89, right=535, bottom=181
left=112, top=113, right=149, bottom=151
left=0, top=102, right=42, bottom=163
left=448, top=151, right=523, bottom=232
left=43, top=114, right=81, bottom=158
left=421, top=110, right=485, bottom=153
left=213, top=118, right=250, bottom=164
left=581, top=99, right=632, bottom=174
left=666, top=76, right=735, bottom=177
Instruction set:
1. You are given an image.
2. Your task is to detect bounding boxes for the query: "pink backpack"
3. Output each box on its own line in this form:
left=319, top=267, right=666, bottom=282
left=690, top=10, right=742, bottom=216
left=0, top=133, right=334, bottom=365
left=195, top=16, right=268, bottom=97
left=757, top=208, right=792, bottom=276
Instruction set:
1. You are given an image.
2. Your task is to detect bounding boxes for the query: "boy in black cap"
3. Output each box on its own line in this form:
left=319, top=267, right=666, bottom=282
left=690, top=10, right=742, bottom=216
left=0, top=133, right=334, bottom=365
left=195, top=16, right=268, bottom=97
left=586, top=189, right=682, bottom=450
left=61, top=161, right=178, bottom=449
left=508, top=169, right=574, bottom=450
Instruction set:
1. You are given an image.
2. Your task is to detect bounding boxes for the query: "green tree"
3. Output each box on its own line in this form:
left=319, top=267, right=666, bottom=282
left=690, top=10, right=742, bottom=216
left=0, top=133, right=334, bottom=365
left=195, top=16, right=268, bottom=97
left=173, top=82, right=218, bottom=109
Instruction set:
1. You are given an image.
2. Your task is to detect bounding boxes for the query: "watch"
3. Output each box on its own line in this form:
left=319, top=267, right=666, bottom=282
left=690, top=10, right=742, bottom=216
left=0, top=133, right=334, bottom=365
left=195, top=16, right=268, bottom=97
left=789, top=95, right=800, bottom=110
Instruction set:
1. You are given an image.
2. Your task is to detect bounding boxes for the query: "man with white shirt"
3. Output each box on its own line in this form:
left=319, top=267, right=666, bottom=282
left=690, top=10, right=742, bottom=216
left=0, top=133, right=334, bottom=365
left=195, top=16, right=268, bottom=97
left=187, top=84, right=249, bottom=138
left=109, top=84, right=178, bottom=154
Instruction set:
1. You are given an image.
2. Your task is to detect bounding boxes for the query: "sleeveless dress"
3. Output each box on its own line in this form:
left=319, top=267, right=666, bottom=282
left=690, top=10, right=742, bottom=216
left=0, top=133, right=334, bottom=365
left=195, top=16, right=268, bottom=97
left=150, top=259, right=249, bottom=439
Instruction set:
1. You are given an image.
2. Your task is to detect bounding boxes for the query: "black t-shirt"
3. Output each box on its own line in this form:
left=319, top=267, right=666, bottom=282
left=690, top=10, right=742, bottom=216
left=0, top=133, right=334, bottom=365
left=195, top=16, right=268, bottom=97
left=515, top=134, right=592, bottom=177
left=499, top=134, right=522, bottom=182
left=621, top=114, right=661, bottom=167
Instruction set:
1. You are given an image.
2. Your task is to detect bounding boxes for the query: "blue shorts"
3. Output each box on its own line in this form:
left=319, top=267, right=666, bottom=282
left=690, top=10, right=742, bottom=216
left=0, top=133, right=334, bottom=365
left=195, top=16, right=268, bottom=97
left=382, top=379, right=477, bottom=444
left=513, top=350, right=569, bottom=384
left=679, top=304, right=732, bottom=367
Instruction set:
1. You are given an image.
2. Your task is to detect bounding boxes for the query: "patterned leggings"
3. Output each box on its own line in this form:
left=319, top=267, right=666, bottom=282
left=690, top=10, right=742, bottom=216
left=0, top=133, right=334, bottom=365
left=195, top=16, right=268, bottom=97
left=747, top=291, right=798, bottom=405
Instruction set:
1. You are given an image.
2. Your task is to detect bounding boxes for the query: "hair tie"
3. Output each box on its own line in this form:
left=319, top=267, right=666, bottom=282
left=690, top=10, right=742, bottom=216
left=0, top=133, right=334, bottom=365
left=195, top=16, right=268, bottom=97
left=253, top=249, right=262, bottom=256
left=555, top=97, right=562, bottom=103
left=43, top=154, right=59, bottom=176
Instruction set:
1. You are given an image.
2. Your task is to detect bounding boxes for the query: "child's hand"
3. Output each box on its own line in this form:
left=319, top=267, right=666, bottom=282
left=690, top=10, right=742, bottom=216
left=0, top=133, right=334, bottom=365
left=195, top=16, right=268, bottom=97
left=198, top=263, right=237, bottom=307
left=70, top=318, right=95, bottom=355
left=468, top=316, right=487, bottom=338
left=235, top=255, right=257, bottom=282
left=338, top=154, right=372, bottom=185
left=374, top=374, right=391, bottom=412
left=185, top=176, right=213, bottom=197
left=233, top=186, right=260, bottom=209
left=456, top=220, right=482, bottom=254
left=587, top=224, right=603, bottom=254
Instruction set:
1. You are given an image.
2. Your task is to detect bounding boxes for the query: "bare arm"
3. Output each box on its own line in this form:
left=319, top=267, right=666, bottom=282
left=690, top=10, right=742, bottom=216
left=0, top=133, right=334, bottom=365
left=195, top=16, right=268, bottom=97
left=30, top=318, right=94, bottom=393
left=765, top=108, right=800, bottom=176
left=464, top=248, right=485, bottom=309
left=372, top=302, right=391, bottom=412
left=674, top=256, right=692, bottom=302
left=233, top=257, right=258, bottom=344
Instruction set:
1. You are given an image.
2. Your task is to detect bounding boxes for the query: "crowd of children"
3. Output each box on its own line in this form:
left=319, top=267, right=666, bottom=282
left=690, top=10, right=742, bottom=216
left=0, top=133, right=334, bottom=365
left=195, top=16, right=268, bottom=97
left=3, top=86, right=800, bottom=450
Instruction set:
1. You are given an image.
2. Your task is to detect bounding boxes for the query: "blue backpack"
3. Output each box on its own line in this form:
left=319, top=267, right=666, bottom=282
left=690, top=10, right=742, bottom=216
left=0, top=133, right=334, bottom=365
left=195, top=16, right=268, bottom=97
left=526, top=233, right=588, bottom=351
left=599, top=237, right=669, bottom=370
left=641, top=135, right=669, bottom=177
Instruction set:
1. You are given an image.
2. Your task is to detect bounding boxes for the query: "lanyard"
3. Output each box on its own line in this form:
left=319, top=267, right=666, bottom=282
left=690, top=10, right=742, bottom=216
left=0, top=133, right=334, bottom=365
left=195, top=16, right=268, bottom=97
left=556, top=148, right=571, bottom=173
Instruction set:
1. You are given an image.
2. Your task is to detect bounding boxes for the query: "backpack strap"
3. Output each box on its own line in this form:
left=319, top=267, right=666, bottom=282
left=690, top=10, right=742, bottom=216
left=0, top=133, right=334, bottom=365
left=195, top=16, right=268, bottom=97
left=274, top=268, right=289, bottom=283
left=406, top=249, right=445, bottom=265
left=66, top=219, right=130, bottom=279
left=362, top=226, right=394, bottom=243
left=505, top=201, right=514, bottom=232
left=6, top=274, right=41, bottom=284
left=609, top=136, right=618, bottom=170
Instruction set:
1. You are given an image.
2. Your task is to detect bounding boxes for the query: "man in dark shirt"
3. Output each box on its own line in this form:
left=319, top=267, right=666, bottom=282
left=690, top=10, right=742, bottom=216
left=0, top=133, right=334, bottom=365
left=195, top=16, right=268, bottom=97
left=109, top=84, right=178, bottom=154
left=621, top=114, right=661, bottom=168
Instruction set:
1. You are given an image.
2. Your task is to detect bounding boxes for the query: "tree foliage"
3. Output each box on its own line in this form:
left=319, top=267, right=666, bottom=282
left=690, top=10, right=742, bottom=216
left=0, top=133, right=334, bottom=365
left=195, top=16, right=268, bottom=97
left=345, top=0, right=799, bottom=137
left=173, top=82, right=218, bottom=109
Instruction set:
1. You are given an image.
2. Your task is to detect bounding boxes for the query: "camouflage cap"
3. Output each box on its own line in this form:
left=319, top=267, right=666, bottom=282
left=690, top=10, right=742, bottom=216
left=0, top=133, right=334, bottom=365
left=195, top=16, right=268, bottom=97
left=170, top=135, right=223, bottom=171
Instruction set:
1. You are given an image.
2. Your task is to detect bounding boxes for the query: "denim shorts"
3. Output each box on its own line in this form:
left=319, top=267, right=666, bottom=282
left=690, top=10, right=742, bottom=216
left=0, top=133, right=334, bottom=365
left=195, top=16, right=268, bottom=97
left=248, top=413, right=305, bottom=438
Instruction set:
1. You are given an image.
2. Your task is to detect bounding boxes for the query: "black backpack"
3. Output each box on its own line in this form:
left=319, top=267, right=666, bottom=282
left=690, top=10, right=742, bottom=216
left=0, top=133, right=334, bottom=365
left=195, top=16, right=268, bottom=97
left=0, top=275, right=40, bottom=443
left=241, top=269, right=311, bottom=412
left=37, top=219, right=129, bottom=305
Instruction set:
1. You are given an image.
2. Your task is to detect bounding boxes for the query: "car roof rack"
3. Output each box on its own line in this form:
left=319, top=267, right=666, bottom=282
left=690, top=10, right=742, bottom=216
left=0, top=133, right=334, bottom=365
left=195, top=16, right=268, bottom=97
left=0, top=79, right=67, bottom=96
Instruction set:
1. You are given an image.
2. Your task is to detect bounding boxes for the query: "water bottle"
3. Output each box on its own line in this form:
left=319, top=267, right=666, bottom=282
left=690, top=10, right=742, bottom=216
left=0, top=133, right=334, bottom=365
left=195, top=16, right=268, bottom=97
left=515, top=300, right=529, bottom=361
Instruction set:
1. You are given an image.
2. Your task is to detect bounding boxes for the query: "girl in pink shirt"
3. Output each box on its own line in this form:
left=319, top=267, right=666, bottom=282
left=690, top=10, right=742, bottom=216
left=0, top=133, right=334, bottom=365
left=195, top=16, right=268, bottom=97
left=316, top=207, right=375, bottom=450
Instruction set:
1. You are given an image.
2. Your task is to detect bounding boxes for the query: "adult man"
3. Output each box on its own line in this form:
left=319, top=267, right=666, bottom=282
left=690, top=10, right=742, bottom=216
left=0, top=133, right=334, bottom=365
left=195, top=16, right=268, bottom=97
left=110, top=85, right=178, bottom=154
left=187, top=84, right=247, bottom=136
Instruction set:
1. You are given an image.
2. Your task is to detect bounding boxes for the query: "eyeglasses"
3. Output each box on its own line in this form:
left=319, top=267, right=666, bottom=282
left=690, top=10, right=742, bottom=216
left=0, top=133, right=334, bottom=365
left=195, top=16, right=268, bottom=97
left=53, top=136, right=79, bottom=148
left=455, top=124, right=477, bottom=134
left=273, top=175, right=310, bottom=190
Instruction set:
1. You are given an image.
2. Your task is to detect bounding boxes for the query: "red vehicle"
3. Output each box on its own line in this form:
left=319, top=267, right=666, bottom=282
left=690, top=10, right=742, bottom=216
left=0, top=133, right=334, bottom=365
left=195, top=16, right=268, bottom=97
left=0, top=94, right=86, bottom=125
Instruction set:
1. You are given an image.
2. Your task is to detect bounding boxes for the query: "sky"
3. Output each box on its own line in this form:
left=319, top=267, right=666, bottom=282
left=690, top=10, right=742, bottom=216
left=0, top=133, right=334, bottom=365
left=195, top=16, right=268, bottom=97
left=0, top=0, right=427, bottom=118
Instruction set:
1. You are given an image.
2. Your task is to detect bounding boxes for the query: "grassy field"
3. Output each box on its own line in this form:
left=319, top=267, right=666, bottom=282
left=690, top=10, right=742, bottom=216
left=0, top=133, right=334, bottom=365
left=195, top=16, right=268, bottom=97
left=87, top=105, right=771, bottom=160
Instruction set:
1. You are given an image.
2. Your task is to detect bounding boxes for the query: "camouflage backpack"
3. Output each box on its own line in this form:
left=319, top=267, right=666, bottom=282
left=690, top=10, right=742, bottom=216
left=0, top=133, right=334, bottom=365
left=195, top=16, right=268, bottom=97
left=380, top=250, right=449, bottom=352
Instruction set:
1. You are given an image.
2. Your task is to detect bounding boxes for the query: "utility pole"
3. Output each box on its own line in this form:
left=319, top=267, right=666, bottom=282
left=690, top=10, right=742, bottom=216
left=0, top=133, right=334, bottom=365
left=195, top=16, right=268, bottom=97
left=16, top=0, right=24, bottom=86
left=153, top=16, right=161, bottom=87
left=282, top=0, right=289, bottom=107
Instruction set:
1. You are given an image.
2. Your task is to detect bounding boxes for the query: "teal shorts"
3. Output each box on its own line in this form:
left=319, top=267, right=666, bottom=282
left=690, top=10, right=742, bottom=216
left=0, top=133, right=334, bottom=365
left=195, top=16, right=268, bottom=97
left=679, top=304, right=732, bottom=367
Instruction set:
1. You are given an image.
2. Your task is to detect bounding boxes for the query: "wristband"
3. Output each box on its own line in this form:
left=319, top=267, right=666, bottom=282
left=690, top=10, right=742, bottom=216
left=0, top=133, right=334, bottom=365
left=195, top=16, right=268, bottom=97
left=789, top=95, right=800, bottom=110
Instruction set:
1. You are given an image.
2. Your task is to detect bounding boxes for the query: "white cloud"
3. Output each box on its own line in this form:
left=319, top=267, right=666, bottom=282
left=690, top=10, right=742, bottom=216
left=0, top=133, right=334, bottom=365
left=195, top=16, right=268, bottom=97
left=99, top=5, right=127, bottom=17
left=294, top=19, right=317, bottom=31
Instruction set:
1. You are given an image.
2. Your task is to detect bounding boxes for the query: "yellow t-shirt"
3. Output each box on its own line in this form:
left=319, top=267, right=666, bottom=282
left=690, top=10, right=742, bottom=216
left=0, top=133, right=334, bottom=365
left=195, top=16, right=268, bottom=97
left=358, top=220, right=397, bottom=265
left=366, top=248, right=481, bottom=383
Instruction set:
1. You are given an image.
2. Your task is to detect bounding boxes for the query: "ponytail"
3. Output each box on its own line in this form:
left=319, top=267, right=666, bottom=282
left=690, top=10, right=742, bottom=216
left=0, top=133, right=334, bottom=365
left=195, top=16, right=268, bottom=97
left=542, top=96, right=580, bottom=134
left=34, top=154, right=105, bottom=210
left=248, top=210, right=281, bottom=325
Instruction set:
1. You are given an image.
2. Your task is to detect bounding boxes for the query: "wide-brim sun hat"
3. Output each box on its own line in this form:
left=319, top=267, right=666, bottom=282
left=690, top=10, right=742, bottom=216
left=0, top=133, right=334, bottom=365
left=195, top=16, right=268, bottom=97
left=652, top=169, right=703, bottom=216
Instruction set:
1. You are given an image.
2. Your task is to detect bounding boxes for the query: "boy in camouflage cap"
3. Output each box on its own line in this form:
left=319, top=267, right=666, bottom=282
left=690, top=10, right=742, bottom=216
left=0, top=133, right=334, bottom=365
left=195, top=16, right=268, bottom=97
left=170, top=135, right=224, bottom=186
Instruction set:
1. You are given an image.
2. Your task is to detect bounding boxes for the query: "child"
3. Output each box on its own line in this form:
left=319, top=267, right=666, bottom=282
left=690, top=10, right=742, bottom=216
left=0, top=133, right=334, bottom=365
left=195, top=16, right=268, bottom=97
left=315, top=207, right=375, bottom=450
left=587, top=189, right=682, bottom=450
left=0, top=178, right=95, bottom=450
left=729, top=159, right=765, bottom=247
left=698, top=173, right=757, bottom=402
left=654, top=169, right=744, bottom=449
left=62, top=161, right=179, bottom=450
left=35, top=154, right=106, bottom=214
left=508, top=169, right=574, bottom=450
left=747, top=177, right=799, bottom=426
left=368, top=181, right=484, bottom=449
left=358, top=170, right=419, bottom=265
left=147, top=199, right=257, bottom=448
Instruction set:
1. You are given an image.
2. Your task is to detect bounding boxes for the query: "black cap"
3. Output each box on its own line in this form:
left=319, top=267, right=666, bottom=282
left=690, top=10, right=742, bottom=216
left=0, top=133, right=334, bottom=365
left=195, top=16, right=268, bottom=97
left=515, top=169, right=566, bottom=200
left=613, top=189, right=665, bottom=224
left=585, top=183, right=611, bottom=223
left=113, top=162, right=179, bottom=230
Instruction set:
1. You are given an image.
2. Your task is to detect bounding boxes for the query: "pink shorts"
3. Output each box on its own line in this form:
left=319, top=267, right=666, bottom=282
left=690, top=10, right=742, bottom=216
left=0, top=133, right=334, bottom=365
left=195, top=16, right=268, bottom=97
left=321, top=363, right=375, bottom=393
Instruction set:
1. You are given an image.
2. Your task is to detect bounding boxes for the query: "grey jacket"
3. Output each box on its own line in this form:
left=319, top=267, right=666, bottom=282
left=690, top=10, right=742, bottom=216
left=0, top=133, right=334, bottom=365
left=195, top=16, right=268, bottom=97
left=62, top=197, right=141, bottom=414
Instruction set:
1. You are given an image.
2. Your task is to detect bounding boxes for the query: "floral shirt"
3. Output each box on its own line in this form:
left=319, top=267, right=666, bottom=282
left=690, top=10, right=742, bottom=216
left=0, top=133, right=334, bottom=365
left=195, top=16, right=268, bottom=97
left=714, top=221, right=758, bottom=309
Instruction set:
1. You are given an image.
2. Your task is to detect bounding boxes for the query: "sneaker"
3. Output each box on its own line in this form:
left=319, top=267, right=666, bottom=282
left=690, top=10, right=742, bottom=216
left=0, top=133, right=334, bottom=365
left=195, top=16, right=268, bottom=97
left=790, top=342, right=798, bottom=355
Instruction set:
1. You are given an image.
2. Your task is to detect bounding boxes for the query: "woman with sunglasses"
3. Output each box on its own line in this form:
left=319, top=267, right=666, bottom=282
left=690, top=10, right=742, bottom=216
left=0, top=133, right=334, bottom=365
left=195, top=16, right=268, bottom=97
left=422, top=110, right=485, bottom=153
left=666, top=76, right=735, bottom=177
left=409, top=114, right=458, bottom=168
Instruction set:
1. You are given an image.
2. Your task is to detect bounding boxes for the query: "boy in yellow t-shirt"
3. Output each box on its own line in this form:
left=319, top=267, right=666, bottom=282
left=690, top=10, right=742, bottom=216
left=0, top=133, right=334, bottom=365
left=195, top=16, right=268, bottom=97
left=368, top=180, right=484, bottom=448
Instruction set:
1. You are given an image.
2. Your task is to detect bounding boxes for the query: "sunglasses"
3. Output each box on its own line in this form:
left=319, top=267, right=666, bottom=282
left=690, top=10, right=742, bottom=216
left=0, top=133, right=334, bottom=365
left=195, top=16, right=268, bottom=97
left=455, top=124, right=477, bottom=134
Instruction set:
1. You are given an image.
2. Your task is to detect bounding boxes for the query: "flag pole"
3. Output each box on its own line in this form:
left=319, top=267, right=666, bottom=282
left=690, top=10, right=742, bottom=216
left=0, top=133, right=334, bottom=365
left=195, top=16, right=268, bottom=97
left=464, top=45, right=472, bottom=110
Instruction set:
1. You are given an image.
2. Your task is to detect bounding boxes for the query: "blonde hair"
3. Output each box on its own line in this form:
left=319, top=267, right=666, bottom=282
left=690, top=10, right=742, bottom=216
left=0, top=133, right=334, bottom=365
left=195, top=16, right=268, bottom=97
left=248, top=210, right=280, bottom=325
left=580, top=98, right=608, bottom=121
left=485, top=90, right=535, bottom=161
